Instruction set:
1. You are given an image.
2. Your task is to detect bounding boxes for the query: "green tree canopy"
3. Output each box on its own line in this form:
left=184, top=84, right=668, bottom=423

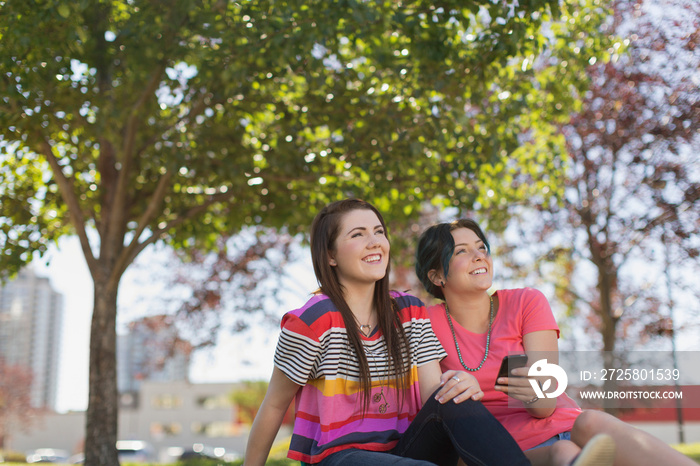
left=0, top=0, right=613, bottom=463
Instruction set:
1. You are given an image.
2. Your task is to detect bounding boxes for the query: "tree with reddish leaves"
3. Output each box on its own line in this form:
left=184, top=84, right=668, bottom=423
left=0, top=358, right=42, bottom=450
left=122, top=315, right=193, bottom=386
left=499, top=0, right=699, bottom=356
left=135, top=227, right=302, bottom=352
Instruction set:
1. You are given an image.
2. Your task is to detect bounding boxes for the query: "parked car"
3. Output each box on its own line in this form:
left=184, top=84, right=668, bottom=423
left=179, top=443, right=225, bottom=461
left=67, top=452, right=84, bottom=464
left=67, top=441, right=154, bottom=464
left=116, top=440, right=155, bottom=463
left=26, top=448, right=70, bottom=463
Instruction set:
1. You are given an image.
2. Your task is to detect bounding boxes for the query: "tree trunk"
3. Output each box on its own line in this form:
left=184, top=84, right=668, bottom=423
left=599, top=274, right=617, bottom=354
left=598, top=261, right=619, bottom=414
left=84, top=275, right=120, bottom=466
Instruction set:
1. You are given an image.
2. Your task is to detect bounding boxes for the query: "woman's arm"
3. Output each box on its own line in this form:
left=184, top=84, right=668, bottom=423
left=496, top=329, right=559, bottom=418
left=417, top=360, right=484, bottom=406
left=243, top=367, right=301, bottom=466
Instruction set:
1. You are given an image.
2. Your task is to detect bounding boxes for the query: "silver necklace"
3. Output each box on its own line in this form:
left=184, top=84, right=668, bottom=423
left=365, top=342, right=389, bottom=413
left=359, top=316, right=388, bottom=411
left=444, top=295, right=494, bottom=372
left=359, top=324, right=373, bottom=337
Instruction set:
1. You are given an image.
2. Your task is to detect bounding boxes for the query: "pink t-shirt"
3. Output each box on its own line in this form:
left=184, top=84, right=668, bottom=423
left=428, top=288, right=581, bottom=450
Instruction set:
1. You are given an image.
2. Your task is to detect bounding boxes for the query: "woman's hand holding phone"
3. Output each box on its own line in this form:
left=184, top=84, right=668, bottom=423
left=494, top=354, right=540, bottom=404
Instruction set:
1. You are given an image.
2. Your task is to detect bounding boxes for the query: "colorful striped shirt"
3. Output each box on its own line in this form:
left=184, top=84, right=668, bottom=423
left=274, top=291, right=446, bottom=464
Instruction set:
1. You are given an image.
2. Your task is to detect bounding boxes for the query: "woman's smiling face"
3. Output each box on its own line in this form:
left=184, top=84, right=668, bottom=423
left=330, top=208, right=390, bottom=289
left=444, top=227, right=493, bottom=293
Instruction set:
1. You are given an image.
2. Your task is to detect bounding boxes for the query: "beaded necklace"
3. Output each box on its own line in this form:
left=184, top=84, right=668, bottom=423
left=444, top=295, right=494, bottom=372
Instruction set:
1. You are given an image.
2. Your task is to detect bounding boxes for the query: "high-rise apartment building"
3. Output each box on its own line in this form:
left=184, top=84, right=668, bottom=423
left=0, top=267, right=63, bottom=410
left=117, top=314, right=192, bottom=408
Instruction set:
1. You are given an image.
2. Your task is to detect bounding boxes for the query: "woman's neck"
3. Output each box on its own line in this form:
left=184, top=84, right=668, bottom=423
left=343, top=283, right=377, bottom=325
left=444, top=290, right=493, bottom=333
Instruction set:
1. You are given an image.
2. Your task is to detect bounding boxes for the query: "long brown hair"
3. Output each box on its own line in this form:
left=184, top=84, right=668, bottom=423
left=310, top=199, right=409, bottom=412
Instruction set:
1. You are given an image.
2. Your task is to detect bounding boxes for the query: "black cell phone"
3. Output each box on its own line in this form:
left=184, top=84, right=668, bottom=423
left=496, top=354, right=529, bottom=381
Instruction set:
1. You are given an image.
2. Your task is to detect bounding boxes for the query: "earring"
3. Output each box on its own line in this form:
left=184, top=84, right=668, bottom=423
left=440, top=281, right=445, bottom=287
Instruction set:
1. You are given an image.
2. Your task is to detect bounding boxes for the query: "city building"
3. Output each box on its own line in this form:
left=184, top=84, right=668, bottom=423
left=117, top=314, right=193, bottom=409
left=0, top=267, right=63, bottom=410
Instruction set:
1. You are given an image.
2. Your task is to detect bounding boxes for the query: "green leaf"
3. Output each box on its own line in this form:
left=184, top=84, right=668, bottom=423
left=58, top=4, right=71, bottom=18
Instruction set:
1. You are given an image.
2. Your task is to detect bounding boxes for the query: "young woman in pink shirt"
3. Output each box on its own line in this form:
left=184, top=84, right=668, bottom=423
left=415, top=219, right=695, bottom=466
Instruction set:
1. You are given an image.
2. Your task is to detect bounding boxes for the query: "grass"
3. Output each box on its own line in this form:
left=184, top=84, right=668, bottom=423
left=673, top=443, right=700, bottom=462
left=1, top=443, right=698, bottom=464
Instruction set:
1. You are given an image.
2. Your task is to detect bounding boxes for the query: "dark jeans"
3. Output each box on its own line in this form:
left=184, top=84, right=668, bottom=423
left=316, top=388, right=530, bottom=466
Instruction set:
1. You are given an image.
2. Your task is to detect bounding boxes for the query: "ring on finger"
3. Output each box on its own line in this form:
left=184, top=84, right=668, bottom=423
left=451, top=375, right=460, bottom=383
